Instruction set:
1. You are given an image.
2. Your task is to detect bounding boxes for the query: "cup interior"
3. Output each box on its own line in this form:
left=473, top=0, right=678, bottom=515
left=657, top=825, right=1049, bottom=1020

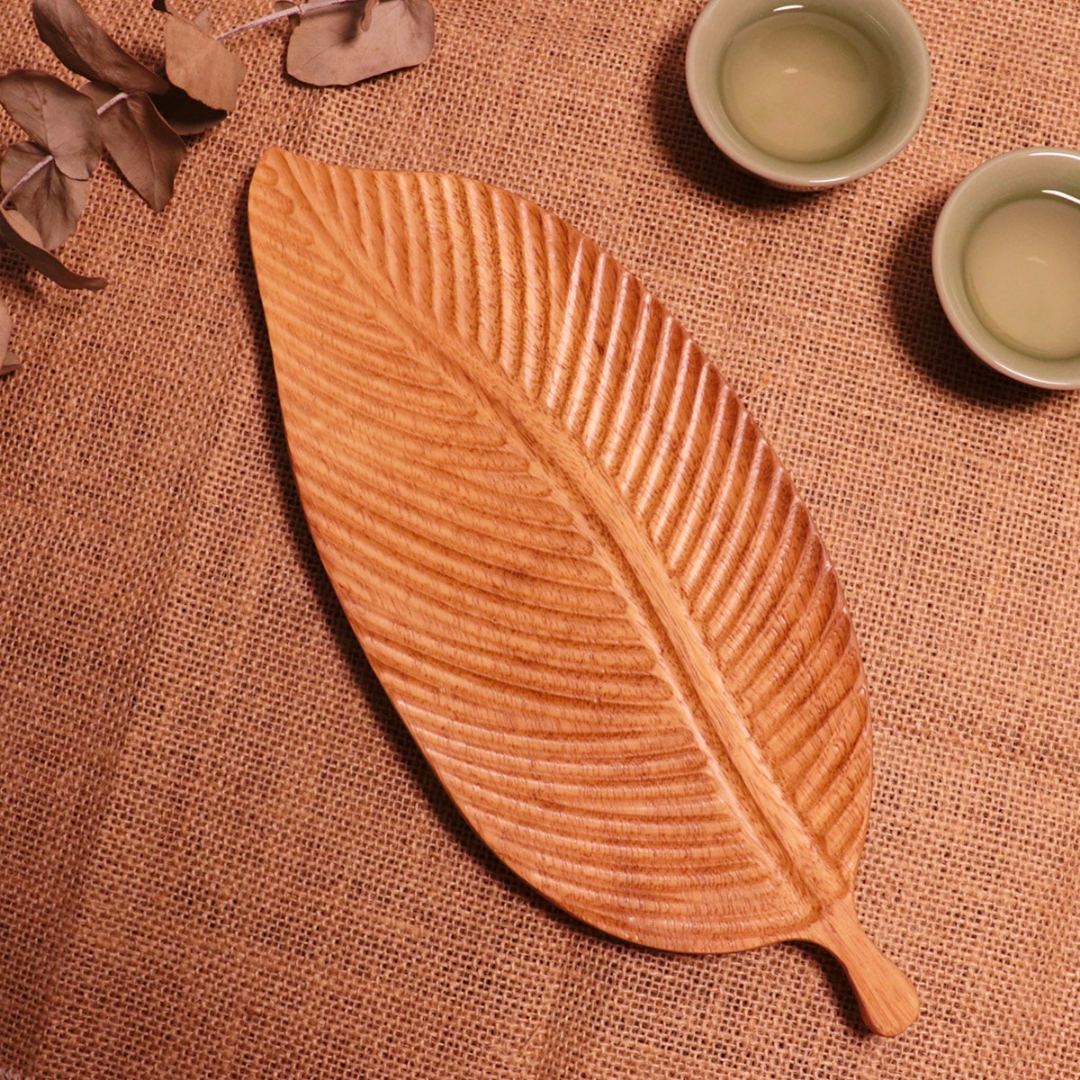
left=932, top=148, right=1080, bottom=390
left=686, top=0, right=931, bottom=188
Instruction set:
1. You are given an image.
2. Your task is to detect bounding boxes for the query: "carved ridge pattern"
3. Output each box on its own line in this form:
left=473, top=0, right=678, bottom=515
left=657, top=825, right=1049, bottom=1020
left=247, top=153, right=918, bottom=1038
left=250, top=149, right=872, bottom=939
left=406, top=171, right=859, bottom=865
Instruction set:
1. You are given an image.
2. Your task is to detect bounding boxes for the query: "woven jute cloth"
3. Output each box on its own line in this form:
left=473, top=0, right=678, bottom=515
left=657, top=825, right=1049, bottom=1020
left=2, top=1, right=1079, bottom=1076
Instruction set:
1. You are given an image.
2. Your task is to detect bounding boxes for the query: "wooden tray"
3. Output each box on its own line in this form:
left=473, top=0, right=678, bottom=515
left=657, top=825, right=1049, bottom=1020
left=248, top=148, right=918, bottom=1036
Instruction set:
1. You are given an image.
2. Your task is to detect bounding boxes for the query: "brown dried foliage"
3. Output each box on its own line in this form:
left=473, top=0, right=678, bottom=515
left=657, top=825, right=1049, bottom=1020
left=0, top=0, right=436, bottom=372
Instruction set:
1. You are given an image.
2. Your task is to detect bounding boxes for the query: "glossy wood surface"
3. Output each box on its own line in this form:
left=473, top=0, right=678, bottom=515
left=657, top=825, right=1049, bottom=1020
left=248, top=148, right=918, bottom=1035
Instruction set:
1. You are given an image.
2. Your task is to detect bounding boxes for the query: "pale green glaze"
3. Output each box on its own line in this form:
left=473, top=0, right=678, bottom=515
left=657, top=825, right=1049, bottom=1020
left=933, top=148, right=1080, bottom=390
left=686, top=0, right=931, bottom=189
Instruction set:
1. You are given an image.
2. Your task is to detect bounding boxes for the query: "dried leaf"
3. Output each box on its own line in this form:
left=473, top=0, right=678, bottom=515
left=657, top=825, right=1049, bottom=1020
left=285, top=0, right=433, bottom=87
left=150, top=83, right=227, bottom=136
left=0, top=296, right=18, bottom=374
left=248, top=150, right=921, bottom=1038
left=0, top=70, right=102, bottom=181
left=82, top=82, right=185, bottom=210
left=163, top=13, right=246, bottom=113
left=1, top=141, right=88, bottom=251
left=32, top=0, right=169, bottom=95
left=0, top=205, right=106, bottom=290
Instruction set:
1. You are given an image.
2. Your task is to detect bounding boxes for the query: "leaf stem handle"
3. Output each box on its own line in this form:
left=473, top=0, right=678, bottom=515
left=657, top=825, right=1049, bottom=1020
left=806, top=894, right=919, bottom=1037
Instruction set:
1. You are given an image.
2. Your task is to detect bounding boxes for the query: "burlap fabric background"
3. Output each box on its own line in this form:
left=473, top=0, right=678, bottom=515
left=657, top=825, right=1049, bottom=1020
left=2, top=1, right=1078, bottom=1076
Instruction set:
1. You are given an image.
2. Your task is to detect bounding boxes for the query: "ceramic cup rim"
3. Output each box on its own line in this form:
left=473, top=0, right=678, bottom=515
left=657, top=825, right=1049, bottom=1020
left=932, top=146, right=1080, bottom=390
left=685, top=0, right=932, bottom=189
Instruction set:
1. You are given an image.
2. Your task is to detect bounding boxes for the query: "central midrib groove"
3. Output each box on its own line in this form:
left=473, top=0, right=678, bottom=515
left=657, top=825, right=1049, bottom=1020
left=271, top=161, right=846, bottom=914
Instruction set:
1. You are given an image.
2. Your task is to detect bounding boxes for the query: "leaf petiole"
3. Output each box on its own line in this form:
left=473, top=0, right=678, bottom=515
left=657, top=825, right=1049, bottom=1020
left=0, top=90, right=127, bottom=211
left=215, top=0, right=363, bottom=43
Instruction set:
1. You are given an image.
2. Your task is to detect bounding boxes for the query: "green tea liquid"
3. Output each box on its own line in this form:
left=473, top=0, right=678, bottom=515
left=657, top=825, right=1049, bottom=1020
left=720, top=11, right=892, bottom=163
left=963, top=194, right=1080, bottom=361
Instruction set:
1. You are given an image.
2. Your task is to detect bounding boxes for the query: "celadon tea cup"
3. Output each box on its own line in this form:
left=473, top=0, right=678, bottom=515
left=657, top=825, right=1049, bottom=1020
left=686, top=0, right=932, bottom=189
left=933, top=147, right=1080, bottom=390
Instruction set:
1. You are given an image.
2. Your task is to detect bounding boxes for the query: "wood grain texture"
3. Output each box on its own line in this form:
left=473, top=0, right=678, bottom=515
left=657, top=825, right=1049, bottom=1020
left=248, top=148, right=918, bottom=1036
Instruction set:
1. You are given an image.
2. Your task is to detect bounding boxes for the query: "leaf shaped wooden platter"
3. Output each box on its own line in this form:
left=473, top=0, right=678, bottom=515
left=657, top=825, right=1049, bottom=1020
left=248, top=149, right=919, bottom=1036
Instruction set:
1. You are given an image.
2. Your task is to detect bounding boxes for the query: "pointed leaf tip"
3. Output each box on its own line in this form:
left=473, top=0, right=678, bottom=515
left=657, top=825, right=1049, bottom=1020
left=82, top=82, right=186, bottom=210
left=33, top=0, right=170, bottom=95
left=0, top=205, right=106, bottom=289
